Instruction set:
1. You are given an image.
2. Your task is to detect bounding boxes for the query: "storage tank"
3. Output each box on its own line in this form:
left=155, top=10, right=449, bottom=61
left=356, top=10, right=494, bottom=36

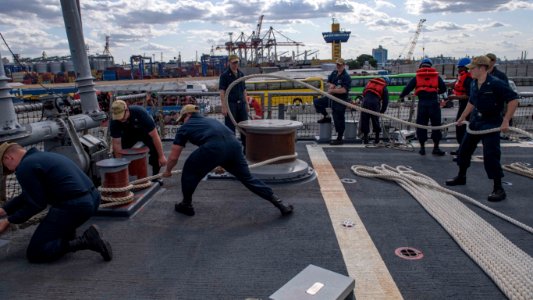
left=63, top=60, right=75, bottom=72
left=33, top=62, right=48, bottom=73
left=49, top=61, right=62, bottom=74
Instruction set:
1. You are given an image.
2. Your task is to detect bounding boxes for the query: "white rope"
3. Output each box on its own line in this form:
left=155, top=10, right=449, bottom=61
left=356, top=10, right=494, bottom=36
left=224, top=74, right=533, bottom=139
left=97, top=170, right=182, bottom=207
left=352, top=164, right=533, bottom=300
left=503, top=162, right=533, bottom=179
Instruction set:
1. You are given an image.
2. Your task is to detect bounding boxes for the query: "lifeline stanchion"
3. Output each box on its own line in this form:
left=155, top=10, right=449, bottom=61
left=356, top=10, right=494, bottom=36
left=118, top=147, right=152, bottom=190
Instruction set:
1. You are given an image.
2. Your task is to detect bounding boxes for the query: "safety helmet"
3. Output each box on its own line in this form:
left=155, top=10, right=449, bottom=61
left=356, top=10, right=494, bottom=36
left=457, top=57, right=471, bottom=68
left=381, top=76, right=390, bottom=85
left=419, top=58, right=433, bottom=68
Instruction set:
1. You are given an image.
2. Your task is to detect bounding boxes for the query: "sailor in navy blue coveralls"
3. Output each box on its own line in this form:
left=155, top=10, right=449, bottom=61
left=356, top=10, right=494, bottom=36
left=110, top=103, right=167, bottom=176
left=0, top=144, right=112, bottom=263
left=400, top=60, right=447, bottom=155
left=446, top=56, right=519, bottom=202
left=313, top=58, right=351, bottom=145
left=219, top=55, right=248, bottom=151
left=162, top=105, right=293, bottom=217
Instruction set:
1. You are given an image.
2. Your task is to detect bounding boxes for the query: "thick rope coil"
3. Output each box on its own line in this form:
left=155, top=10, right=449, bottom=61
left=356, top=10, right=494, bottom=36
left=352, top=164, right=533, bottom=300
left=98, top=170, right=182, bottom=207
left=503, top=162, right=533, bottom=179
left=225, top=74, right=533, bottom=140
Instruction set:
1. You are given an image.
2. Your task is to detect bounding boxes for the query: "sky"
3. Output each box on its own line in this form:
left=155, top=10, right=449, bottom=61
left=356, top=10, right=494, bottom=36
left=1, top=0, right=533, bottom=65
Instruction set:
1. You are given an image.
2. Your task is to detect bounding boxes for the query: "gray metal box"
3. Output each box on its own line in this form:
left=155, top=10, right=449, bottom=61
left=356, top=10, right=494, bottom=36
left=270, top=264, right=355, bottom=300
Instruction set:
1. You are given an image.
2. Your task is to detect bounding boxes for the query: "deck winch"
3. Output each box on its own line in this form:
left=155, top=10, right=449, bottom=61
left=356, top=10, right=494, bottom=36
left=238, top=119, right=314, bottom=183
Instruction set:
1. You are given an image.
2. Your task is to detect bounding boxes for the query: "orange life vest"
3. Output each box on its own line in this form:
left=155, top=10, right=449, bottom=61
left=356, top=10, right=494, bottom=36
left=415, top=67, right=439, bottom=95
left=453, top=70, right=471, bottom=96
left=363, top=78, right=386, bottom=99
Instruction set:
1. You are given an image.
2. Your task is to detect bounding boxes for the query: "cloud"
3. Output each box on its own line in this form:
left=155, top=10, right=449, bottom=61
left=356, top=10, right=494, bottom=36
left=405, top=0, right=533, bottom=14
left=139, top=42, right=173, bottom=51
left=428, top=21, right=464, bottom=31
left=374, top=0, right=396, bottom=9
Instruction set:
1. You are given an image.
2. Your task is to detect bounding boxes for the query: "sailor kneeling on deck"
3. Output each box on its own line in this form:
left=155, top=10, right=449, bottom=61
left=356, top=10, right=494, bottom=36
left=0, top=143, right=112, bottom=263
left=162, top=104, right=293, bottom=217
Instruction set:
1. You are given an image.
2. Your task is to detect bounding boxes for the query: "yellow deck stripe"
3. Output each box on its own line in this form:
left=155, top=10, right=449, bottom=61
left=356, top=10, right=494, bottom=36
left=307, top=144, right=403, bottom=300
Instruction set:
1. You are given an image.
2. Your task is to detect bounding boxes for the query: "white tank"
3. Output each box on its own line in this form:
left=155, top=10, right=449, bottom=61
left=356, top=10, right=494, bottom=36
left=33, top=62, right=48, bottom=73
left=49, top=61, right=62, bottom=74
left=63, top=60, right=75, bottom=72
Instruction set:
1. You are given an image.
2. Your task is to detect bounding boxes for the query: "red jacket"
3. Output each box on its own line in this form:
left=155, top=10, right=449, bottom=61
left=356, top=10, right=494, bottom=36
left=363, top=78, right=387, bottom=99
left=453, top=70, right=471, bottom=96
left=415, top=67, right=439, bottom=95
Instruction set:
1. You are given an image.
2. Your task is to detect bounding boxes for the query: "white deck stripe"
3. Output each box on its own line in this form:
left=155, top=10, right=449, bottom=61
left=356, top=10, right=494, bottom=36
left=307, top=144, right=403, bottom=300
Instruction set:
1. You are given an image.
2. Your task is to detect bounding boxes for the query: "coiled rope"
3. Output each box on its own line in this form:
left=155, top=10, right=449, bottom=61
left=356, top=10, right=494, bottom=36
left=503, top=162, right=533, bottom=179
left=98, top=170, right=182, bottom=208
left=352, top=164, right=533, bottom=300
left=224, top=74, right=533, bottom=139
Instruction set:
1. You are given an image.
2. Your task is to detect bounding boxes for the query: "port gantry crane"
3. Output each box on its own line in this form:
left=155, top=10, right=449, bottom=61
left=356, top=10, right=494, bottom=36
left=214, top=15, right=304, bottom=65
left=397, top=18, right=426, bottom=63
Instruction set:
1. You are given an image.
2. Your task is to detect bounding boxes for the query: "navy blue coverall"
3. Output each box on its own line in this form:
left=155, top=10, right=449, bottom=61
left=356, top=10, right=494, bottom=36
left=490, top=66, right=509, bottom=83
left=219, top=67, right=248, bottom=149
left=360, top=88, right=389, bottom=136
left=400, top=76, right=447, bottom=145
left=173, top=114, right=274, bottom=204
left=457, top=75, right=518, bottom=179
left=110, top=105, right=160, bottom=174
left=313, top=69, right=352, bottom=139
left=2, top=148, right=100, bottom=263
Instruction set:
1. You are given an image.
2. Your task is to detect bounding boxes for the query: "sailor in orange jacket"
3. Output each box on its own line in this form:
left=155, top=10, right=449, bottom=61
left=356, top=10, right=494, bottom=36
left=447, top=58, right=473, bottom=154
left=359, top=78, right=389, bottom=144
left=400, top=58, right=447, bottom=156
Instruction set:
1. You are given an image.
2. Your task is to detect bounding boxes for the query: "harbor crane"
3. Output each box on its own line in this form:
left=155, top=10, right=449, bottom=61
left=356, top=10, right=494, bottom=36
left=397, top=18, right=426, bottom=63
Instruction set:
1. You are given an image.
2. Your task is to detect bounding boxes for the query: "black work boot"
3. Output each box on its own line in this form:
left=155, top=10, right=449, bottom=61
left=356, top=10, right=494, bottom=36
left=362, top=134, right=369, bottom=144
left=373, top=133, right=380, bottom=144
left=445, top=176, right=466, bottom=186
left=175, top=202, right=195, bottom=216
left=419, top=147, right=426, bottom=155
left=69, top=225, right=113, bottom=261
left=317, top=116, right=332, bottom=123
left=488, top=188, right=506, bottom=202
left=269, top=195, right=293, bottom=216
left=330, top=138, right=343, bottom=145
left=432, top=148, right=445, bottom=156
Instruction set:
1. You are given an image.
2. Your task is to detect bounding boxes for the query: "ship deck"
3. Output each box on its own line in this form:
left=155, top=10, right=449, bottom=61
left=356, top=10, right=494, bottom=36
left=1, top=140, right=532, bottom=299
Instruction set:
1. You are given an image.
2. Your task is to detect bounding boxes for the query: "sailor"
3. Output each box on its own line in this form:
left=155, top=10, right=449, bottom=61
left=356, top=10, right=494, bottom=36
left=219, top=54, right=249, bottom=151
left=162, top=104, right=293, bottom=217
left=486, top=53, right=513, bottom=134
left=313, top=58, right=352, bottom=145
left=359, top=77, right=389, bottom=144
left=486, top=53, right=509, bottom=84
left=0, top=143, right=112, bottom=263
left=446, top=56, right=519, bottom=202
left=447, top=57, right=473, bottom=155
left=399, top=58, right=447, bottom=155
left=109, top=100, right=167, bottom=178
